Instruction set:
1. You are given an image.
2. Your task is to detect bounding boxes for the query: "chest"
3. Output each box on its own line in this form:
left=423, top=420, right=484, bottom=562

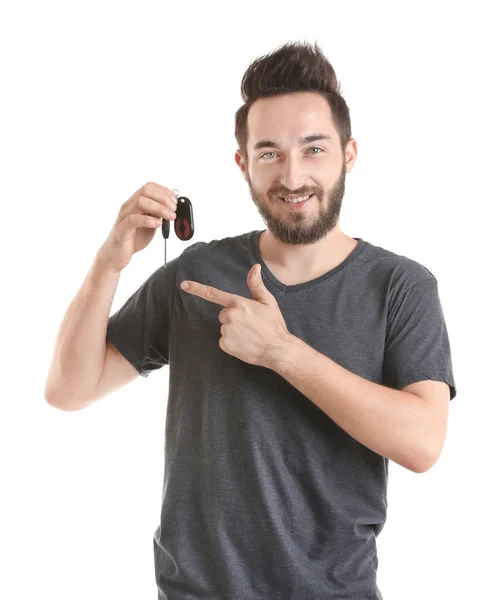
left=176, top=282, right=388, bottom=386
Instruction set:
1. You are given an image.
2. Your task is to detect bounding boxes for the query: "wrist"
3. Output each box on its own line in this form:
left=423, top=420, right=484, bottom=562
left=265, top=332, right=302, bottom=375
left=91, top=257, right=122, bottom=285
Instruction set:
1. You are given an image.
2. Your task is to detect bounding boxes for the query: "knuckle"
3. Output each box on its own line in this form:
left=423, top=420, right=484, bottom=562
left=143, top=182, right=154, bottom=195
left=138, top=195, right=152, bottom=210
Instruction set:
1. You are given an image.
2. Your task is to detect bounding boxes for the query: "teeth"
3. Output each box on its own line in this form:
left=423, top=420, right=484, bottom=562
left=281, top=194, right=312, bottom=203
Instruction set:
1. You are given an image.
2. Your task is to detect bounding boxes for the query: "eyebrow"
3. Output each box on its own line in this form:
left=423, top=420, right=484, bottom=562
left=252, top=133, right=333, bottom=151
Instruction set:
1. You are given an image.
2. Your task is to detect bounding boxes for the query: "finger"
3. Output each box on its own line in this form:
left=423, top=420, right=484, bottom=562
left=123, top=182, right=178, bottom=213
left=141, top=182, right=178, bottom=208
left=119, top=196, right=173, bottom=223
left=138, top=196, right=177, bottom=220
left=180, top=281, right=240, bottom=308
left=122, top=213, right=164, bottom=231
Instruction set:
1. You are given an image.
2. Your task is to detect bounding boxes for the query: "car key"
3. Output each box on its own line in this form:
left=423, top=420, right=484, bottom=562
left=162, top=190, right=194, bottom=267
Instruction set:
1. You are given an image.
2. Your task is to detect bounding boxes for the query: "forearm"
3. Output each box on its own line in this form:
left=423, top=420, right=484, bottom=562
left=270, top=334, right=433, bottom=473
left=44, top=257, right=121, bottom=408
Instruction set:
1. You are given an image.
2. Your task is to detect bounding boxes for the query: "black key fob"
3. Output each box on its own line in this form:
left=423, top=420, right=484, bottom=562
left=161, top=196, right=194, bottom=240
left=161, top=193, right=194, bottom=267
left=174, top=196, right=194, bottom=240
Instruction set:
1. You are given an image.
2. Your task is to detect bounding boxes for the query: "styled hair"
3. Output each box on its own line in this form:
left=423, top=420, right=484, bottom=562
left=235, top=41, right=352, bottom=161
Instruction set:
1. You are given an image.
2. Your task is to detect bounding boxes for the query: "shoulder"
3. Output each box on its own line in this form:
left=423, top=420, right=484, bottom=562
left=177, top=230, right=256, bottom=267
left=171, top=231, right=258, bottom=293
left=359, top=238, right=437, bottom=293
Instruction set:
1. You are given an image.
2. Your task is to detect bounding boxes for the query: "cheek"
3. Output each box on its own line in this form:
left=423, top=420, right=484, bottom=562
left=249, top=169, right=273, bottom=191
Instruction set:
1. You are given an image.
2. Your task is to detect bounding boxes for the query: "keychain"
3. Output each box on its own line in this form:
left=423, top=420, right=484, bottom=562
left=162, top=189, right=194, bottom=267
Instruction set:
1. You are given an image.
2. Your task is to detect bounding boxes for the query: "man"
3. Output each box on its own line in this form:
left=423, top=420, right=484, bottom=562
left=45, top=41, right=456, bottom=599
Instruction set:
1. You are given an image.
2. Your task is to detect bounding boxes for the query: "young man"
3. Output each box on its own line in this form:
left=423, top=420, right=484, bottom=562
left=46, top=41, right=456, bottom=599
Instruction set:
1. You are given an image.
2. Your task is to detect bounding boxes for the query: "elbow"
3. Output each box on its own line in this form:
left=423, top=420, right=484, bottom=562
left=411, top=448, right=441, bottom=474
left=44, top=393, right=88, bottom=412
left=411, top=460, right=433, bottom=474
left=44, top=379, right=94, bottom=412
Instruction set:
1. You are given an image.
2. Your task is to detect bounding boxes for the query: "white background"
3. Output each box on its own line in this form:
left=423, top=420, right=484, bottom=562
left=1, top=1, right=497, bottom=598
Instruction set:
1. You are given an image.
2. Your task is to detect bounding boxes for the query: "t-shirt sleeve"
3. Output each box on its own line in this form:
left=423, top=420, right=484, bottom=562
left=382, top=276, right=457, bottom=400
left=105, top=258, right=178, bottom=378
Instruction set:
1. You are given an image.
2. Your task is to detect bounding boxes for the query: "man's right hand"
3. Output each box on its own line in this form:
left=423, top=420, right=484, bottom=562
left=96, top=182, right=178, bottom=274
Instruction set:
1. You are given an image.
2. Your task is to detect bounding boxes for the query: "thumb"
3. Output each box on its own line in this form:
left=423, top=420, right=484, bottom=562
left=248, top=264, right=271, bottom=303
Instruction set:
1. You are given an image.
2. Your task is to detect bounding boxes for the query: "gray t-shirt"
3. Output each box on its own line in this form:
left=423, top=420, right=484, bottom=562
left=106, top=230, right=456, bottom=600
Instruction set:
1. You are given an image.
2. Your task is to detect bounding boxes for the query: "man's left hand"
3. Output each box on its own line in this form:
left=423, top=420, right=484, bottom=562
left=180, top=264, right=292, bottom=368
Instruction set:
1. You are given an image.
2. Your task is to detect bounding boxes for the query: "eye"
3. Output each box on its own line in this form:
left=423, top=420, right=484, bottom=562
left=260, top=148, right=323, bottom=159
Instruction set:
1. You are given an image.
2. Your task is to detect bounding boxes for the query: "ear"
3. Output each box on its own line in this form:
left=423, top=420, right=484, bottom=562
left=345, top=138, right=358, bottom=173
left=235, top=150, right=249, bottom=182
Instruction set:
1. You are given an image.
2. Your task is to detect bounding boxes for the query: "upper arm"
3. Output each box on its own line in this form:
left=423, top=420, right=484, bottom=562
left=105, top=262, right=178, bottom=379
left=88, top=342, right=139, bottom=406
left=383, top=276, right=457, bottom=401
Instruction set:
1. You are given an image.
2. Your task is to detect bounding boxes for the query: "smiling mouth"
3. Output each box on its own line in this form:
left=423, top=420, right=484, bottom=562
left=279, top=193, right=314, bottom=203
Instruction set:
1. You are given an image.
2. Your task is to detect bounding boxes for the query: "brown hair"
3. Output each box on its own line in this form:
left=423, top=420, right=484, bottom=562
left=235, top=41, right=352, bottom=162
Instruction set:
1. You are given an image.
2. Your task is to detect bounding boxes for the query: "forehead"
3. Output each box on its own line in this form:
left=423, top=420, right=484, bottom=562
left=247, top=92, right=337, bottom=143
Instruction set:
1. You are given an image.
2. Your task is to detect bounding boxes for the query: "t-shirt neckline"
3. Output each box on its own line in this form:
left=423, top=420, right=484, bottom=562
left=251, top=230, right=367, bottom=294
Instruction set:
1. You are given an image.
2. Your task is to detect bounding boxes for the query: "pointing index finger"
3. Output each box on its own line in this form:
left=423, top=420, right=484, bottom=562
left=180, top=280, right=240, bottom=307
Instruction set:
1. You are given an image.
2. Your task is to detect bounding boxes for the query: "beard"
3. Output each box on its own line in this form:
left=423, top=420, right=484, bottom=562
left=246, top=160, right=347, bottom=245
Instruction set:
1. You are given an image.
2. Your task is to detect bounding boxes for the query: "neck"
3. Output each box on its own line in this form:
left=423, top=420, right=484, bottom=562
left=259, top=226, right=357, bottom=273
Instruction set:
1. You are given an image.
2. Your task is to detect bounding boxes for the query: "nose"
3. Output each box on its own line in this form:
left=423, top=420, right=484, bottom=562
left=279, top=155, right=306, bottom=191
